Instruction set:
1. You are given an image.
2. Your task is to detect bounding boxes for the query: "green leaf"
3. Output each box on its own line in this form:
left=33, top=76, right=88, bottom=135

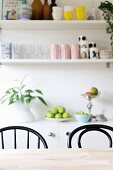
left=5, top=90, right=11, bottom=94
left=35, top=89, right=43, bottom=95
left=9, top=93, right=15, bottom=101
left=25, top=89, right=33, bottom=93
left=20, top=95, right=24, bottom=103
left=6, top=88, right=14, bottom=94
left=26, top=98, right=31, bottom=104
left=15, top=94, right=19, bottom=101
left=37, top=96, right=47, bottom=106
left=24, top=94, right=30, bottom=98
left=12, top=89, right=18, bottom=93
left=8, top=99, right=15, bottom=105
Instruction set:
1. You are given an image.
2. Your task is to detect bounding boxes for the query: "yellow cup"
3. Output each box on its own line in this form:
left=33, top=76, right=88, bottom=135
left=76, top=6, right=86, bottom=12
left=64, top=11, right=73, bottom=20
left=75, top=6, right=86, bottom=20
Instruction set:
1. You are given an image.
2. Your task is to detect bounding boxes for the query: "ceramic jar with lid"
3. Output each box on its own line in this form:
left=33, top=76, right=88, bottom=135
left=90, top=47, right=99, bottom=59
left=16, top=4, right=32, bottom=20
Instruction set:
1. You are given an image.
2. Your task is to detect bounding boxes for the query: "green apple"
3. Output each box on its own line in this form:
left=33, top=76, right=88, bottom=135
left=62, top=112, right=71, bottom=119
left=90, top=87, right=98, bottom=95
left=51, top=108, right=58, bottom=114
left=57, top=106, right=65, bottom=114
left=55, top=113, right=62, bottom=119
left=76, top=111, right=84, bottom=115
left=76, top=111, right=89, bottom=115
left=46, top=111, right=55, bottom=118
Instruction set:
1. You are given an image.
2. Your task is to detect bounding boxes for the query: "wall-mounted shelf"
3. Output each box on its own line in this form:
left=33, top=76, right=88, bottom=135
left=0, top=20, right=107, bottom=30
left=0, top=59, right=113, bottom=66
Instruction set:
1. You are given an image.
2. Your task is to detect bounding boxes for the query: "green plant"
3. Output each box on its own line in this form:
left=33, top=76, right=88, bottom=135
left=0, top=77, right=47, bottom=106
left=98, top=1, right=113, bottom=51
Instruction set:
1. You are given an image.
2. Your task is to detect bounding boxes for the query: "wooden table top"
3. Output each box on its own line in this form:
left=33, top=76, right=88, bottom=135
left=0, top=148, right=113, bottom=170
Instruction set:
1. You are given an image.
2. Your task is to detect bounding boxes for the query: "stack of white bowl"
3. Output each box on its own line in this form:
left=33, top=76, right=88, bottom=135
left=99, top=50, right=113, bottom=59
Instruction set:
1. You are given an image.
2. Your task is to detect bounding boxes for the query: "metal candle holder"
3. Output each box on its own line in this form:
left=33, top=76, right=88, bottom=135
left=82, top=92, right=107, bottom=122
left=82, top=93, right=97, bottom=119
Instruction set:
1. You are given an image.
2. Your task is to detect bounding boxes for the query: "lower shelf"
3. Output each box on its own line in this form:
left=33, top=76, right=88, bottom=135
left=0, top=59, right=113, bottom=65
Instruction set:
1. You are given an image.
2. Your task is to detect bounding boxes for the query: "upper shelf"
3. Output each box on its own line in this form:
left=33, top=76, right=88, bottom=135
left=0, top=20, right=107, bottom=30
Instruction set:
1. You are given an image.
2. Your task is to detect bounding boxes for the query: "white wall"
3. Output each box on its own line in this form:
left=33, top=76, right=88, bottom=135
left=0, top=0, right=113, bottom=122
left=0, top=63, right=113, bottom=119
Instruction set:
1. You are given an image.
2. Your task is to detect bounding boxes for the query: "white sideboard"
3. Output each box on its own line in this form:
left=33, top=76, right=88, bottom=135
left=14, top=119, right=113, bottom=148
left=0, top=119, right=113, bottom=149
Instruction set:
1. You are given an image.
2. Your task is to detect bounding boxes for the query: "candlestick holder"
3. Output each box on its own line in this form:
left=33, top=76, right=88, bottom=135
left=82, top=92, right=107, bottom=121
left=82, top=93, right=98, bottom=120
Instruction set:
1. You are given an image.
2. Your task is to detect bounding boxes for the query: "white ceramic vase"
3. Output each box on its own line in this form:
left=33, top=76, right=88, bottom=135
left=10, top=101, right=36, bottom=123
left=29, top=100, right=47, bottom=121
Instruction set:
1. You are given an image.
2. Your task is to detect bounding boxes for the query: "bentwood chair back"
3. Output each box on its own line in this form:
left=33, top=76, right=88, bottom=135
left=67, top=124, right=113, bottom=148
left=0, top=126, right=48, bottom=149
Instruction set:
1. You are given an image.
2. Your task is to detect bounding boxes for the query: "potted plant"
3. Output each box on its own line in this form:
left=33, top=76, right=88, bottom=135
left=98, top=1, right=113, bottom=51
left=0, top=77, right=47, bottom=123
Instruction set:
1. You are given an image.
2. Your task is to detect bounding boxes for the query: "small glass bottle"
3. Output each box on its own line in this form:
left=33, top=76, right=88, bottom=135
left=42, top=0, right=51, bottom=20
left=50, top=0, right=57, bottom=20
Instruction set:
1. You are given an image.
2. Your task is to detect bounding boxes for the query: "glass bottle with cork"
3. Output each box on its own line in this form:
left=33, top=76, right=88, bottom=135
left=31, top=0, right=42, bottom=20
left=42, top=0, right=51, bottom=20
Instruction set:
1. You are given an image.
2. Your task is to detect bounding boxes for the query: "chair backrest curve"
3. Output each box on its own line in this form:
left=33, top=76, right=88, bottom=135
left=0, top=126, right=48, bottom=149
left=67, top=124, right=113, bottom=148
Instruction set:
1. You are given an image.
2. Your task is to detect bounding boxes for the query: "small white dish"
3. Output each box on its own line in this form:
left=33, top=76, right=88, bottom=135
left=44, top=117, right=72, bottom=122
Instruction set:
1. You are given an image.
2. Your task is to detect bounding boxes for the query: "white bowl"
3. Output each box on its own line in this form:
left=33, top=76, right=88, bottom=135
left=74, top=114, right=91, bottom=123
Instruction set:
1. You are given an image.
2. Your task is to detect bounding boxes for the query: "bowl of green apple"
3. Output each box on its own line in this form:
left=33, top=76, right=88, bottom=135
left=74, top=111, right=91, bottom=123
left=45, top=106, right=72, bottom=122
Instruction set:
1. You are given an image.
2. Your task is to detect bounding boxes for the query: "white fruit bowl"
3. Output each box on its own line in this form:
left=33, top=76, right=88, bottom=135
left=44, top=117, right=72, bottom=122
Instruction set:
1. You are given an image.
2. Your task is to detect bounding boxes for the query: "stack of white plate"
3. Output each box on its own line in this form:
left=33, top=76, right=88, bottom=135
left=99, top=50, right=113, bottom=59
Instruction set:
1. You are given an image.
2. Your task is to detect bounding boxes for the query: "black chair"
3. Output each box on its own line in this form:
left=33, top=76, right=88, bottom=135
left=67, top=124, right=113, bottom=148
left=0, top=126, right=48, bottom=149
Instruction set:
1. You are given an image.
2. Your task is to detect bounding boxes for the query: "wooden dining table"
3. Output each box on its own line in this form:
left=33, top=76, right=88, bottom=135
left=0, top=148, right=113, bottom=170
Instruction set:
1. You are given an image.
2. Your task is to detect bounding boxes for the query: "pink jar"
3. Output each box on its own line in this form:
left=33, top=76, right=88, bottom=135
left=71, top=44, right=80, bottom=59
left=61, top=44, right=71, bottom=59
left=50, top=44, right=61, bottom=59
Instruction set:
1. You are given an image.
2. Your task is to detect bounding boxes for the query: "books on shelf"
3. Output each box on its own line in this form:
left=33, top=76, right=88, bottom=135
left=2, top=0, right=26, bottom=20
